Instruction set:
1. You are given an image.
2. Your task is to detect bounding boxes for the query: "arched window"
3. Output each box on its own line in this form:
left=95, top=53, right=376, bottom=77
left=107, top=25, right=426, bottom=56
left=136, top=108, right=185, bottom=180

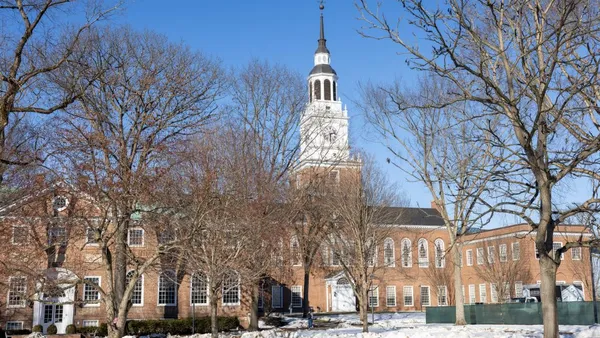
left=291, top=236, right=301, bottom=266
left=191, top=272, right=208, bottom=305
left=158, top=270, right=176, bottom=305
left=401, top=238, right=412, bottom=268
left=314, top=80, right=321, bottom=100
left=309, top=82, right=313, bottom=102
left=418, top=239, right=429, bottom=268
left=333, top=81, right=337, bottom=101
left=434, top=239, right=445, bottom=268
left=126, top=271, right=144, bottom=306
left=366, top=238, right=376, bottom=267
left=222, top=271, right=240, bottom=306
left=384, top=238, right=395, bottom=267
left=324, top=79, right=331, bottom=100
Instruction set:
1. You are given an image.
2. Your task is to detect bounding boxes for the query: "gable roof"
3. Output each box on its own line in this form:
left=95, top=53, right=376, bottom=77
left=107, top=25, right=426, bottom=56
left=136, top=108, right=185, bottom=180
left=373, top=207, right=445, bottom=226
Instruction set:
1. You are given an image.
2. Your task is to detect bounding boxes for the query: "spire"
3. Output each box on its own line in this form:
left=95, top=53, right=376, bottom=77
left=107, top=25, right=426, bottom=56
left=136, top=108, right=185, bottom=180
left=316, top=2, right=329, bottom=54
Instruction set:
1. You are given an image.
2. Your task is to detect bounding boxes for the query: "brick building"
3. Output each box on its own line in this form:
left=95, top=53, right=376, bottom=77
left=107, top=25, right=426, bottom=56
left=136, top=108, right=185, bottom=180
left=0, top=5, right=595, bottom=334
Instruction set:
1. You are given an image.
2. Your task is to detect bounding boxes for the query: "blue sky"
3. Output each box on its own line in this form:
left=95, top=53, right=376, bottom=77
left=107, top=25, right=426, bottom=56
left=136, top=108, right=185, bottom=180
left=114, top=0, right=438, bottom=208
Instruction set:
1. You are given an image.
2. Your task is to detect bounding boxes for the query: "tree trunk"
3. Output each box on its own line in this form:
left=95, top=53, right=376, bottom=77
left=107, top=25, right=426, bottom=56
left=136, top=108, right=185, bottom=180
left=113, top=219, right=127, bottom=311
left=359, top=288, right=369, bottom=333
left=540, top=254, right=559, bottom=338
left=453, top=244, right=466, bottom=325
left=302, top=270, right=310, bottom=318
left=248, top=282, right=259, bottom=331
left=210, top=294, right=219, bottom=338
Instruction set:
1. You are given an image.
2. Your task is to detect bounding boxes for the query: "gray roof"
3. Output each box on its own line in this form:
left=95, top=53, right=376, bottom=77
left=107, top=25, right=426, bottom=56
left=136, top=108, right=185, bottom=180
left=309, top=64, right=337, bottom=75
left=373, top=207, right=445, bottom=226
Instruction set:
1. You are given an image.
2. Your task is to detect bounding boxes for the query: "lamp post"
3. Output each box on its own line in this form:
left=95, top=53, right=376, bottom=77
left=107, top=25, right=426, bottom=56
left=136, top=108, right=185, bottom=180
left=369, top=274, right=375, bottom=325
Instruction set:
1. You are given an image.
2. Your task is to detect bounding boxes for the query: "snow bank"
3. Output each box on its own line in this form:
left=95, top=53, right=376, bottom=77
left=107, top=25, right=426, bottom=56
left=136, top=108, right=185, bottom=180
left=573, top=325, right=600, bottom=338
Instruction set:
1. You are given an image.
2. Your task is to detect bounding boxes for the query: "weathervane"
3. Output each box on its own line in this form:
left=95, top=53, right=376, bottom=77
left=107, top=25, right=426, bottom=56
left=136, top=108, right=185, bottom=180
left=319, top=0, right=325, bottom=11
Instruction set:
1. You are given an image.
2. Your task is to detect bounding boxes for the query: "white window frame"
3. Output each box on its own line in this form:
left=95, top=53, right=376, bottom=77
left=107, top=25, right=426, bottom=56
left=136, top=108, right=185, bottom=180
left=476, top=248, right=484, bottom=265
left=383, top=238, right=395, bottom=267
left=190, top=273, right=208, bottom=306
left=7, top=276, right=27, bottom=308
left=420, top=285, right=430, bottom=307
left=126, top=271, right=144, bottom=307
left=553, top=242, right=564, bottom=260
left=11, top=226, right=28, bottom=245
left=290, top=236, right=302, bottom=266
left=466, top=249, right=473, bottom=266
left=5, top=321, right=24, bottom=330
left=487, top=246, right=495, bottom=264
left=83, top=276, right=101, bottom=307
left=82, top=320, right=99, bottom=327
left=368, top=286, right=379, bottom=308
left=271, top=285, right=283, bottom=308
left=127, top=228, right=145, bottom=247
left=222, top=272, right=240, bottom=306
left=401, top=238, right=412, bottom=268
left=157, top=270, right=177, bottom=306
left=574, top=281, right=584, bottom=299
left=512, top=242, right=520, bottom=260
left=434, top=239, right=445, bottom=268
left=479, top=284, right=487, bottom=303
left=499, top=244, right=507, bottom=262
left=418, top=239, right=429, bottom=268
left=515, top=281, right=523, bottom=298
left=490, top=283, right=498, bottom=303
left=291, top=285, right=302, bottom=308
left=437, top=285, right=448, bottom=306
left=386, top=286, right=396, bottom=307
left=572, top=246, right=582, bottom=260
left=367, top=239, right=377, bottom=267
left=469, top=284, right=476, bottom=304
left=403, top=286, right=414, bottom=307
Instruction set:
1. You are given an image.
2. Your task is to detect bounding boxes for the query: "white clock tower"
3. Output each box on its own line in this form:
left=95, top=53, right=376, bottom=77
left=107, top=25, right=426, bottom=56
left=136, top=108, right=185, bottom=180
left=298, top=4, right=359, bottom=171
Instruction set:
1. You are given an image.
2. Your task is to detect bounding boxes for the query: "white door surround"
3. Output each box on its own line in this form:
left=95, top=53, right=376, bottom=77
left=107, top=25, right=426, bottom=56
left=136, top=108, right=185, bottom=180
left=325, top=272, right=356, bottom=312
left=33, top=268, right=77, bottom=334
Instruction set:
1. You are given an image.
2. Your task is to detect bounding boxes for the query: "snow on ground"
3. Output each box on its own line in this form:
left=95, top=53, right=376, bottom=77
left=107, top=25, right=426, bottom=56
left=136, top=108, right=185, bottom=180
left=245, top=312, right=600, bottom=338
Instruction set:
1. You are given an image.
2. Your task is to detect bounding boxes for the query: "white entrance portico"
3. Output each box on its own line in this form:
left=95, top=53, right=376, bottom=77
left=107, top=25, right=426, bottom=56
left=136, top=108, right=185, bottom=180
left=33, top=268, right=77, bottom=334
left=325, top=271, right=356, bottom=312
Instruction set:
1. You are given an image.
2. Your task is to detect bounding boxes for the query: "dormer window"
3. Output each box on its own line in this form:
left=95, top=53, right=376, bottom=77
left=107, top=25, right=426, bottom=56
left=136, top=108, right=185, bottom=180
left=52, top=196, right=69, bottom=212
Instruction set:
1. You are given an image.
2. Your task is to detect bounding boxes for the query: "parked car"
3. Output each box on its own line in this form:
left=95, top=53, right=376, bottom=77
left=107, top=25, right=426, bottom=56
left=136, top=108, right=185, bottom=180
left=510, top=297, right=538, bottom=303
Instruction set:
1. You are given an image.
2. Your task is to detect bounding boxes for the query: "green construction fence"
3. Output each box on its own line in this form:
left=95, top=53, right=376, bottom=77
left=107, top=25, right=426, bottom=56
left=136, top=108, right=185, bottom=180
left=426, top=301, right=597, bottom=325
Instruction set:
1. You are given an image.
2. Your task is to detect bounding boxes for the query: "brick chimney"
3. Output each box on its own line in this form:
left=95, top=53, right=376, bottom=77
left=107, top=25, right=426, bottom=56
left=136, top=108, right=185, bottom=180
left=430, top=200, right=440, bottom=211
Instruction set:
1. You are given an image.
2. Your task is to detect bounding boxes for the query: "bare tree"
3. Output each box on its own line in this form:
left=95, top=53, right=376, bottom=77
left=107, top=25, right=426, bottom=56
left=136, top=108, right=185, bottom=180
left=359, top=75, right=500, bottom=324
left=49, top=27, right=224, bottom=338
left=326, top=154, right=405, bottom=332
left=357, top=1, right=600, bottom=336
left=0, top=0, right=121, bottom=184
left=472, top=240, right=532, bottom=302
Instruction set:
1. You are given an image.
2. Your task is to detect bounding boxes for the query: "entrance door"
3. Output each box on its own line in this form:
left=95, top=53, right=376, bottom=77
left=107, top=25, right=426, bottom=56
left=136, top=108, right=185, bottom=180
left=332, top=278, right=356, bottom=312
left=34, top=286, right=74, bottom=334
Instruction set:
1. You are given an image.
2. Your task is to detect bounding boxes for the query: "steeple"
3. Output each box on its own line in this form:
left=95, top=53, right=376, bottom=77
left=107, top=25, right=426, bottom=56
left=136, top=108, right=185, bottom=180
left=316, top=4, right=329, bottom=54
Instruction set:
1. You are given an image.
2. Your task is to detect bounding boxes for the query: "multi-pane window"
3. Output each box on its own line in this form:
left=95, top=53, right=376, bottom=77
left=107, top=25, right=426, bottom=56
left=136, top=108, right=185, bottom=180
left=403, top=286, right=413, bottom=306
left=368, top=286, right=379, bottom=307
left=12, top=227, right=28, bottom=244
left=158, top=271, right=176, bottom=305
left=401, top=239, right=412, bottom=267
left=126, top=271, right=143, bottom=306
left=290, top=236, right=301, bottom=266
left=384, top=238, right=395, bottom=266
left=291, top=286, right=302, bottom=308
left=512, top=242, right=520, bottom=260
left=7, top=277, right=26, bottom=307
left=503, top=282, right=511, bottom=301
left=479, top=284, right=487, bottom=303
left=434, top=239, right=445, bottom=268
left=191, top=273, right=208, bottom=305
left=476, top=248, right=484, bottom=265
left=437, top=286, right=447, bottom=306
left=43, top=305, right=53, bottom=323
left=271, top=285, right=283, bottom=308
left=48, top=227, right=67, bottom=245
left=420, top=286, right=430, bottom=306
left=572, top=247, right=582, bottom=260
left=386, top=286, right=396, bottom=307
left=158, top=230, right=175, bottom=245
left=5, top=322, right=23, bottom=330
left=222, top=272, right=240, bottom=306
left=82, top=320, right=99, bottom=327
left=86, top=227, right=98, bottom=244
left=490, top=283, right=498, bottom=303
left=469, top=284, right=476, bottom=304
left=553, top=242, right=564, bottom=260
left=418, top=239, right=429, bottom=268
left=367, top=239, right=377, bottom=267
left=55, top=304, right=64, bottom=323
left=128, top=228, right=144, bottom=247
left=466, top=249, right=473, bottom=266
left=487, top=246, right=495, bottom=264
left=83, top=277, right=101, bottom=304
left=499, top=244, right=507, bottom=262
left=515, top=281, right=523, bottom=298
